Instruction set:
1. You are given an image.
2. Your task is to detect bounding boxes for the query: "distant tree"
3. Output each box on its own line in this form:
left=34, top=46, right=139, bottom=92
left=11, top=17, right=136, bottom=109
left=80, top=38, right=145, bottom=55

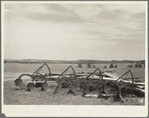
left=138, top=64, right=142, bottom=68
left=115, top=65, right=118, bottom=68
left=78, top=64, right=82, bottom=68
left=103, top=65, right=107, bottom=68
left=135, top=63, right=139, bottom=68
left=130, top=65, right=133, bottom=68
left=109, top=64, right=114, bottom=68
left=135, top=63, right=142, bottom=68
left=87, top=63, right=91, bottom=68
left=135, top=62, right=142, bottom=68
left=128, top=65, right=133, bottom=68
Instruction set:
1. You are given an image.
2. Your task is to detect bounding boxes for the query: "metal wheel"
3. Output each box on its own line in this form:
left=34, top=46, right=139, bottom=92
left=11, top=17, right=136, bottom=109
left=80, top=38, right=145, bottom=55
left=119, top=87, right=144, bottom=102
left=119, top=87, right=134, bottom=102
left=104, top=82, right=118, bottom=97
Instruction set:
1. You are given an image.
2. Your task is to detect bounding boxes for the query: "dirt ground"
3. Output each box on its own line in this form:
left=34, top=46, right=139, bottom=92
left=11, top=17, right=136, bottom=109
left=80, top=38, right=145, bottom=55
left=4, top=81, right=145, bottom=105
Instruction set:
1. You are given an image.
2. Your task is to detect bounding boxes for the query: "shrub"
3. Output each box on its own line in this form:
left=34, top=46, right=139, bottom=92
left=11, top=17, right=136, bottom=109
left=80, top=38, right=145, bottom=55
left=109, top=64, right=114, bottom=68
left=135, top=63, right=142, bottom=68
left=138, top=64, right=142, bottom=68
left=78, top=64, right=82, bottom=68
left=128, top=65, right=133, bottom=68
left=115, top=65, right=118, bottom=68
left=87, top=63, right=91, bottom=68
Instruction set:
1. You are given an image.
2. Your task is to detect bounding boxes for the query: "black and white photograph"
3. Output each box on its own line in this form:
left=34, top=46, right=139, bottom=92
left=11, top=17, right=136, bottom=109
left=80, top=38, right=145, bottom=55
left=2, top=1, right=148, bottom=117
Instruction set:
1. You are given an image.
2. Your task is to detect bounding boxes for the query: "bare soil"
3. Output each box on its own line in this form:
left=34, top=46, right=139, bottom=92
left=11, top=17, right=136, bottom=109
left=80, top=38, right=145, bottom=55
left=4, top=81, right=145, bottom=105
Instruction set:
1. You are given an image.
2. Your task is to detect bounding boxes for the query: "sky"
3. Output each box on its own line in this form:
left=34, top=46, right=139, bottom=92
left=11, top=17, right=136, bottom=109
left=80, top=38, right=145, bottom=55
left=3, top=2, right=147, bottom=60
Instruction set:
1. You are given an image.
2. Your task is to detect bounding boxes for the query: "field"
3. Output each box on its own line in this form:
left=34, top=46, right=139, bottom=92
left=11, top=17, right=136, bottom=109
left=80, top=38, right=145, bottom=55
left=4, top=63, right=145, bottom=105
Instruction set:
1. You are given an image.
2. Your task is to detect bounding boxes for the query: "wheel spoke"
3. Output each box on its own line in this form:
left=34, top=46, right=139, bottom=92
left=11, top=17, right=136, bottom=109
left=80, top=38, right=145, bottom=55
left=104, top=82, right=118, bottom=97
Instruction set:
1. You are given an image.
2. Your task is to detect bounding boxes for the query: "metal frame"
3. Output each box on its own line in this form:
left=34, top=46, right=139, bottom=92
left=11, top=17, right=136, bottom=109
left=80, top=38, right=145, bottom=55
left=115, top=70, right=134, bottom=84
left=86, top=68, right=103, bottom=82
left=57, top=66, right=76, bottom=79
left=32, top=63, right=51, bottom=76
left=14, top=63, right=145, bottom=101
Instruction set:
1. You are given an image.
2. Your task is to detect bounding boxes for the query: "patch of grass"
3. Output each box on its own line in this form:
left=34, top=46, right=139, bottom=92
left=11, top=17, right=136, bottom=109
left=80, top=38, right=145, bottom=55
left=4, top=81, right=144, bottom=105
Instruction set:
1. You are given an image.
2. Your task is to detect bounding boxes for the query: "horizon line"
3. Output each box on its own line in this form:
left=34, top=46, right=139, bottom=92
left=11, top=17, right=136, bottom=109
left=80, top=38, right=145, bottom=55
left=4, top=58, right=145, bottom=61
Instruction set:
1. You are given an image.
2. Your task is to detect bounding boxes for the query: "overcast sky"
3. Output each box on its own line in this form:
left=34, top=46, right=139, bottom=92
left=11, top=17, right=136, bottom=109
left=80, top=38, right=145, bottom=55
left=3, top=2, right=147, bottom=60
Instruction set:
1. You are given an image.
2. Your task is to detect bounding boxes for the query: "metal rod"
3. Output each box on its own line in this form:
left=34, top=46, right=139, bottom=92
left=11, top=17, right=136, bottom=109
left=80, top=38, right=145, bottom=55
left=45, top=63, right=51, bottom=75
left=86, top=68, right=103, bottom=83
left=69, top=66, right=76, bottom=78
left=32, top=63, right=46, bottom=75
left=86, top=68, right=99, bottom=78
left=129, top=70, right=134, bottom=84
left=57, top=66, right=72, bottom=78
left=115, top=70, right=130, bottom=82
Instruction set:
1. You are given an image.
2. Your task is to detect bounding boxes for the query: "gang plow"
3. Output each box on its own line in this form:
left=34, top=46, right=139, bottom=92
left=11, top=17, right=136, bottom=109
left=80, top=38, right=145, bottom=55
left=14, top=63, right=145, bottom=102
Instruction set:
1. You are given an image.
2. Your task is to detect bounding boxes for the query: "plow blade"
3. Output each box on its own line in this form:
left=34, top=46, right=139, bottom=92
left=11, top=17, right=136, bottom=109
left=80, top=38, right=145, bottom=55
left=69, top=84, right=85, bottom=96
left=27, top=83, right=35, bottom=91
left=44, top=82, right=58, bottom=93
left=46, top=85, right=58, bottom=93
left=55, top=86, right=71, bottom=95
left=14, top=78, right=27, bottom=90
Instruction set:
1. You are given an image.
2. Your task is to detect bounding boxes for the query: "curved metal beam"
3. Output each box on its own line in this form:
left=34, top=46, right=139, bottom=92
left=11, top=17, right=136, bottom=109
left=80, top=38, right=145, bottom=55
left=57, top=66, right=76, bottom=79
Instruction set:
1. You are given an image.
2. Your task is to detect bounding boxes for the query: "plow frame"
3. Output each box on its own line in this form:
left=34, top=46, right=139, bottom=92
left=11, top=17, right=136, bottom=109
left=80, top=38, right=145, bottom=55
left=77, top=68, right=105, bottom=96
left=14, top=63, right=145, bottom=102
left=14, top=63, right=52, bottom=90
left=57, top=66, right=76, bottom=80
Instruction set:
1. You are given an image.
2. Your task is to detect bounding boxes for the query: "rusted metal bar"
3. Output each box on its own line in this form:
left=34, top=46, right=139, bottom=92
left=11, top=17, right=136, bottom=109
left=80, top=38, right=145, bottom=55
left=86, top=68, right=104, bottom=84
left=32, top=63, right=46, bottom=75
left=129, top=70, right=134, bottom=84
left=115, top=70, right=130, bottom=82
left=57, top=66, right=76, bottom=79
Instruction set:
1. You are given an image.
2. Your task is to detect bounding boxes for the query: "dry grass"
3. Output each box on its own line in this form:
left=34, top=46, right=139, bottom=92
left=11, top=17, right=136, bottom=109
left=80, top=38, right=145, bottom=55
left=4, top=81, right=145, bottom=105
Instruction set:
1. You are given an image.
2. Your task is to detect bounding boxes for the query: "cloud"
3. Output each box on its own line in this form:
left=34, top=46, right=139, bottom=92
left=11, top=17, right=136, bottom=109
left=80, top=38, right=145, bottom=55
left=5, top=4, right=85, bottom=24
left=4, top=3, right=145, bottom=25
left=78, top=6, right=145, bottom=42
left=24, top=11, right=85, bottom=24
left=43, top=4, right=69, bottom=13
left=132, top=11, right=145, bottom=19
left=103, top=4, right=146, bottom=14
left=3, top=3, right=146, bottom=60
left=96, top=9, right=129, bottom=22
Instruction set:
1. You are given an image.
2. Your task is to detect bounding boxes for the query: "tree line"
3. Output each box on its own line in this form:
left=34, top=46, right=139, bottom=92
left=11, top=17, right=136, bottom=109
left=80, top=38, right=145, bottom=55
left=78, top=63, right=145, bottom=68
left=77, top=63, right=96, bottom=68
